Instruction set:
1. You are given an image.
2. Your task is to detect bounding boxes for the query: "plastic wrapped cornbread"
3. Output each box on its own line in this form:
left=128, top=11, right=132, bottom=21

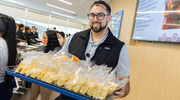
left=15, top=51, right=128, bottom=100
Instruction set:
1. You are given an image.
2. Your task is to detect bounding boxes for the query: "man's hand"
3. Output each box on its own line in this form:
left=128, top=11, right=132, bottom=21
left=112, top=76, right=130, bottom=98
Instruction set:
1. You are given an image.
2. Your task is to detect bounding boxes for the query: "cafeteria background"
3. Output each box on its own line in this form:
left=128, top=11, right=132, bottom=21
left=0, top=0, right=180, bottom=100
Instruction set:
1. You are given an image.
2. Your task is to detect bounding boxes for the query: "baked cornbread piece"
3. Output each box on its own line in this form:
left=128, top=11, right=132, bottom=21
left=15, top=63, right=26, bottom=72
left=79, top=79, right=90, bottom=95
left=71, top=55, right=80, bottom=63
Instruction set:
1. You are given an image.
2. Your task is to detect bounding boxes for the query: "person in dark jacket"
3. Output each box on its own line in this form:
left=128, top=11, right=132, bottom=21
left=24, top=26, right=32, bottom=45
left=17, top=24, right=26, bottom=42
left=32, top=26, right=39, bottom=38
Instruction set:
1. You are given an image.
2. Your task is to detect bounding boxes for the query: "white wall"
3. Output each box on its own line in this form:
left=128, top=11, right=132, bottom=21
left=0, top=3, right=26, bottom=19
left=0, top=3, right=86, bottom=30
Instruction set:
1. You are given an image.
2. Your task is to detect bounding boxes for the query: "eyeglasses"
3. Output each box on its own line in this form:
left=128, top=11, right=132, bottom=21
left=87, top=13, right=109, bottom=20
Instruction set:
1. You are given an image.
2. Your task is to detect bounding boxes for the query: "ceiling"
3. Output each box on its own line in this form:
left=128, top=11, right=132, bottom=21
left=0, top=0, right=113, bottom=24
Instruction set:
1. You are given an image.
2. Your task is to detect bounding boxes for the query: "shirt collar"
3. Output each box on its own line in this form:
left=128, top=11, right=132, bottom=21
left=89, top=28, right=109, bottom=45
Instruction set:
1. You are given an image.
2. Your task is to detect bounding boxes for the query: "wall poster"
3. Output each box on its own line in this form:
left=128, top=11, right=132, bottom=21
left=110, top=10, right=123, bottom=38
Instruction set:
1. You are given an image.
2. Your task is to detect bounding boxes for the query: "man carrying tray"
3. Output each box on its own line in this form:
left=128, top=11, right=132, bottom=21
left=56, top=0, right=130, bottom=100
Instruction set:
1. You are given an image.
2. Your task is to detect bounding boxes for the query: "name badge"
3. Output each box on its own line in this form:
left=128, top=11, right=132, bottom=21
left=104, top=47, right=110, bottom=50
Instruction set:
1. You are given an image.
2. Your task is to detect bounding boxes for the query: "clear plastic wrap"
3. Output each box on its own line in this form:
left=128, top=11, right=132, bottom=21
left=14, top=51, right=129, bottom=100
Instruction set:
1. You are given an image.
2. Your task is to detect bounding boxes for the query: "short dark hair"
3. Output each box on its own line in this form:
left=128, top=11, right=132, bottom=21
left=19, top=24, right=24, bottom=29
left=90, top=1, right=111, bottom=15
left=59, top=31, right=65, bottom=38
left=32, top=26, right=35, bottom=28
left=25, top=26, right=30, bottom=31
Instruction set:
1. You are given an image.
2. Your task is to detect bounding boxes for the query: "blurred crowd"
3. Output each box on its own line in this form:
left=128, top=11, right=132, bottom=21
left=16, top=24, right=39, bottom=45
left=16, top=24, right=66, bottom=51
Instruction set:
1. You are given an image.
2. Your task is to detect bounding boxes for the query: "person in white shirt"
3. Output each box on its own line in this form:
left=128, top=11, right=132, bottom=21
left=0, top=13, right=17, bottom=100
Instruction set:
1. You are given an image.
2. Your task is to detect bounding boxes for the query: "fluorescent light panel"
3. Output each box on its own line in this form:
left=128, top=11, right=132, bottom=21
left=8, top=0, right=24, bottom=5
left=52, top=11, right=74, bottom=19
left=46, top=3, right=75, bottom=14
left=59, top=0, right=72, bottom=5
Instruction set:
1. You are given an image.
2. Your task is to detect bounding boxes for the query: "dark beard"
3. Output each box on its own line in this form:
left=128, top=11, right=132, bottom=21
left=90, top=21, right=107, bottom=32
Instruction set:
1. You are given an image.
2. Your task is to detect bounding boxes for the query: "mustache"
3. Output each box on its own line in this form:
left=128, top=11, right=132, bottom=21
left=92, top=22, right=101, bottom=24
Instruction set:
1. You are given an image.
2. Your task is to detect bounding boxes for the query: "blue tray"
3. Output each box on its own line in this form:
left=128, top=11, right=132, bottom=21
left=6, top=66, right=117, bottom=100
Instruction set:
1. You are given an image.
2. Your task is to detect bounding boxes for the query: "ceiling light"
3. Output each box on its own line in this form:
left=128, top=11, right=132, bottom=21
left=8, top=0, right=24, bottom=5
left=52, top=11, right=74, bottom=19
left=59, top=0, right=72, bottom=5
left=46, top=3, right=75, bottom=14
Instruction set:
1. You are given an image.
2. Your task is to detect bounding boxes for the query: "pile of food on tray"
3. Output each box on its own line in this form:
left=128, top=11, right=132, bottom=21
left=14, top=51, right=126, bottom=100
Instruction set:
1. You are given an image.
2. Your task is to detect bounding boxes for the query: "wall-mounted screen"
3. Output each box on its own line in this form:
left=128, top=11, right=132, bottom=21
left=133, top=0, right=180, bottom=42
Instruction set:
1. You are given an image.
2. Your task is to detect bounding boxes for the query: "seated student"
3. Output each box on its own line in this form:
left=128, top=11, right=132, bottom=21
left=37, top=30, right=61, bottom=52
left=44, top=30, right=61, bottom=53
left=0, top=13, right=17, bottom=100
left=24, top=26, right=32, bottom=45
left=32, top=26, right=39, bottom=38
left=26, top=26, right=38, bottom=44
left=17, top=24, right=26, bottom=42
